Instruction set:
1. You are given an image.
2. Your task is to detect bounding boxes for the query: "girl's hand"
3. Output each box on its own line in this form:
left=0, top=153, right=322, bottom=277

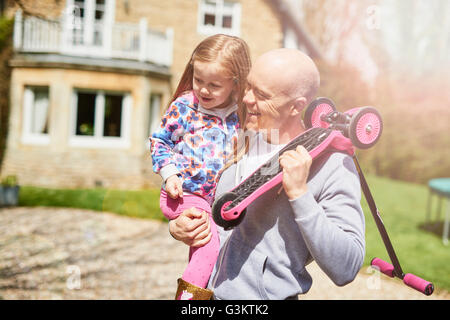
left=166, top=174, right=183, bottom=199
left=168, top=208, right=212, bottom=247
left=279, top=145, right=312, bottom=200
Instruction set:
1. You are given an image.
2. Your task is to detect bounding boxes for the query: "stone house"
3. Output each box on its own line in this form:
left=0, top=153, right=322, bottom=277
left=1, top=0, right=319, bottom=190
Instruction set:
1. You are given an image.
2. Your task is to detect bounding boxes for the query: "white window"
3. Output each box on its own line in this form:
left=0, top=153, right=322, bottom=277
left=70, top=0, right=106, bottom=46
left=22, top=86, right=50, bottom=145
left=198, top=0, right=241, bottom=36
left=63, top=0, right=115, bottom=55
left=70, top=90, right=131, bottom=148
left=145, top=93, right=162, bottom=150
left=283, top=27, right=300, bottom=49
left=148, top=93, right=162, bottom=136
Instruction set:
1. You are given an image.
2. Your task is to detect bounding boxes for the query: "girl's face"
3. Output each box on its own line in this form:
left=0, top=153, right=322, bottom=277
left=193, top=61, right=235, bottom=110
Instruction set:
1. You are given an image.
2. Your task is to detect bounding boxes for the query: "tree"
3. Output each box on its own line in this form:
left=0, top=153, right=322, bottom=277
left=297, top=0, right=450, bottom=183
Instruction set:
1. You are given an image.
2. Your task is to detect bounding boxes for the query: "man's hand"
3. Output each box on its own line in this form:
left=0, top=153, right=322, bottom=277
left=168, top=208, right=212, bottom=247
left=166, top=174, right=183, bottom=199
left=279, top=145, right=312, bottom=200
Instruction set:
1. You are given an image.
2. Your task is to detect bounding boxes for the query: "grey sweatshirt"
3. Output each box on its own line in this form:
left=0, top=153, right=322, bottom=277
left=208, top=147, right=365, bottom=300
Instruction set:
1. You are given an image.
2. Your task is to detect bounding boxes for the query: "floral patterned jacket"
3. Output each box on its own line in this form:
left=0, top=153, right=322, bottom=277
left=150, top=91, right=240, bottom=204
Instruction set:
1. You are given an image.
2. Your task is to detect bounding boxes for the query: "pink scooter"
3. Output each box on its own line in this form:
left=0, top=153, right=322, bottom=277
left=212, top=97, right=434, bottom=296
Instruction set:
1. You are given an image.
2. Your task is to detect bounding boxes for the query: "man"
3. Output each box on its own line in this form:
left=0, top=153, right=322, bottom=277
left=169, top=48, right=365, bottom=300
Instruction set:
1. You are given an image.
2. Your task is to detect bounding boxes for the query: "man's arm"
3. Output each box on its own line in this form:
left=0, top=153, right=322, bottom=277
left=281, top=148, right=365, bottom=286
left=168, top=208, right=212, bottom=247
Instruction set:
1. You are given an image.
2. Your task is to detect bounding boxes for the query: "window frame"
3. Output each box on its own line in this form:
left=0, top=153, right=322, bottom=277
left=21, top=86, right=51, bottom=145
left=69, top=89, right=131, bottom=149
left=197, top=0, right=241, bottom=36
left=148, top=93, right=162, bottom=137
left=145, top=93, right=162, bottom=151
left=63, top=0, right=115, bottom=56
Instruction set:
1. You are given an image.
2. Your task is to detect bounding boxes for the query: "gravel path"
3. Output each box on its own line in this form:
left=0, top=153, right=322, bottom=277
left=0, top=207, right=448, bottom=300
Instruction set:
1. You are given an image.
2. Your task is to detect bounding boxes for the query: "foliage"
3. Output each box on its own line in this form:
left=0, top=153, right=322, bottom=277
left=0, top=17, right=14, bottom=51
left=1, top=175, right=17, bottom=186
left=314, top=58, right=450, bottom=184
left=0, top=16, right=14, bottom=171
left=300, top=0, right=450, bottom=183
left=356, top=72, right=450, bottom=183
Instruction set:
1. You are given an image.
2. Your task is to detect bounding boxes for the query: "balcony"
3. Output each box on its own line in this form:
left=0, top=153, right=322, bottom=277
left=12, top=10, right=173, bottom=67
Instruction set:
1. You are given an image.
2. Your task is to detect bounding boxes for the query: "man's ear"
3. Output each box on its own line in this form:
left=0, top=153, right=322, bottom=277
left=290, top=97, right=307, bottom=116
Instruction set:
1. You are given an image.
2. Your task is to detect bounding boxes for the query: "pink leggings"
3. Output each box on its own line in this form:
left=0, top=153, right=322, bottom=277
left=160, top=190, right=219, bottom=288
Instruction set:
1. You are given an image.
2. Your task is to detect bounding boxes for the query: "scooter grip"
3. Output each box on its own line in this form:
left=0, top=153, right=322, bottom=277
left=371, top=257, right=394, bottom=277
left=403, top=273, right=434, bottom=296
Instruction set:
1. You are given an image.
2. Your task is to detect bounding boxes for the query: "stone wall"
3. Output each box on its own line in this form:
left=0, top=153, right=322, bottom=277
left=114, top=0, right=283, bottom=88
left=7, top=0, right=283, bottom=87
left=1, top=67, right=168, bottom=189
left=1, top=0, right=283, bottom=190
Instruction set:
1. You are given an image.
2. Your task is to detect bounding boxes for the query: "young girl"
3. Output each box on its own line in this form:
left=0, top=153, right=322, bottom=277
left=150, top=34, right=251, bottom=300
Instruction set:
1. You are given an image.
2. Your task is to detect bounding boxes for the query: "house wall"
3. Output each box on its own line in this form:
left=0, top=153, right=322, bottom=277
left=2, top=67, right=170, bottom=189
left=114, top=0, right=283, bottom=88
left=1, top=0, right=284, bottom=190
left=3, top=0, right=65, bottom=19
left=6, top=0, right=283, bottom=85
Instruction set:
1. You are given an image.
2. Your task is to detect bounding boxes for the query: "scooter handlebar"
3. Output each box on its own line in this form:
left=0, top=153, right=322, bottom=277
left=371, top=257, right=434, bottom=296
left=371, top=257, right=394, bottom=277
left=403, top=273, right=434, bottom=296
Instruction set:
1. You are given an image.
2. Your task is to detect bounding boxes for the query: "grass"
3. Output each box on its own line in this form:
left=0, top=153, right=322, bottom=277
left=362, top=175, right=450, bottom=294
left=17, top=175, right=450, bottom=292
left=18, top=186, right=165, bottom=222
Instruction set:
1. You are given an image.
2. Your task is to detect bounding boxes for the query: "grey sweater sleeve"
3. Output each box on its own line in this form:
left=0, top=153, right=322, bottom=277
left=289, top=153, right=365, bottom=286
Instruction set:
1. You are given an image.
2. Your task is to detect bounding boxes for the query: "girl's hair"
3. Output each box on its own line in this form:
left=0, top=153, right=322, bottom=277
left=169, top=34, right=251, bottom=125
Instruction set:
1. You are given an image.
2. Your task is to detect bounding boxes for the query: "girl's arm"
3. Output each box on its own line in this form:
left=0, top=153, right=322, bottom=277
left=149, top=101, right=186, bottom=177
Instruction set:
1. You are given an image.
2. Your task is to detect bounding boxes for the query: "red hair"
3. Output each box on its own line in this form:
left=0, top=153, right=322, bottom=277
left=170, top=34, right=251, bottom=125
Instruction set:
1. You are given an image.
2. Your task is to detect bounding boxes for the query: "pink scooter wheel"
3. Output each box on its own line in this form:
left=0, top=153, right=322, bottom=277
left=349, top=107, right=382, bottom=149
left=212, top=192, right=247, bottom=230
left=304, top=97, right=336, bottom=129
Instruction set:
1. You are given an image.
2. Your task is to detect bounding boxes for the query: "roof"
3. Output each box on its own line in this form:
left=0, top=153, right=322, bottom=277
left=9, top=53, right=171, bottom=80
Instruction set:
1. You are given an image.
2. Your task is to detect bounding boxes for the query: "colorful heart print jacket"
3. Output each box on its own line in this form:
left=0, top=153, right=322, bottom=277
left=150, top=91, right=240, bottom=204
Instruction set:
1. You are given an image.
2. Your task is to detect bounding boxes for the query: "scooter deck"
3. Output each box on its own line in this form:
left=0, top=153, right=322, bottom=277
left=213, top=127, right=354, bottom=224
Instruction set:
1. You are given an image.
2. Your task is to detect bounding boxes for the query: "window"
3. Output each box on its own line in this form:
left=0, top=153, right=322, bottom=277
left=65, top=0, right=113, bottom=50
left=283, top=27, right=300, bottom=49
left=148, top=94, right=162, bottom=136
left=103, top=94, right=123, bottom=137
left=70, top=90, right=131, bottom=148
left=75, top=92, right=96, bottom=135
left=71, top=0, right=106, bottom=46
left=145, top=93, right=162, bottom=149
left=22, top=86, right=50, bottom=145
left=198, top=0, right=241, bottom=36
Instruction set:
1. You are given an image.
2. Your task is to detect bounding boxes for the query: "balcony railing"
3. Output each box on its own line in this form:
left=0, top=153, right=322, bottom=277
left=13, top=10, right=173, bottom=67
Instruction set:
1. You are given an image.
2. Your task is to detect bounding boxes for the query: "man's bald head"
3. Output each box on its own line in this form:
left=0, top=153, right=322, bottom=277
left=244, top=48, right=321, bottom=141
left=253, top=48, right=320, bottom=104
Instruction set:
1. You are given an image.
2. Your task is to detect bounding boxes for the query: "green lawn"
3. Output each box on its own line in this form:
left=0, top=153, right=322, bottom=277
left=17, top=175, right=450, bottom=292
left=362, top=175, right=449, bottom=294
left=18, top=186, right=165, bottom=222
